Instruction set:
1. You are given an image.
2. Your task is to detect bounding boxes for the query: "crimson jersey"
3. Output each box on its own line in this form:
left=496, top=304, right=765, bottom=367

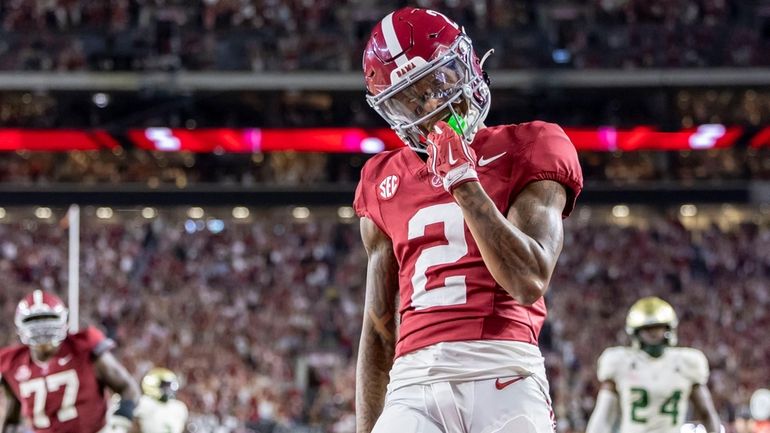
left=0, top=327, right=116, bottom=433
left=354, top=121, right=583, bottom=358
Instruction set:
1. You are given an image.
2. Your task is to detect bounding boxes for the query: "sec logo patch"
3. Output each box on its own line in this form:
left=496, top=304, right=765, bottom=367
left=378, top=175, right=399, bottom=200
left=15, top=365, right=31, bottom=381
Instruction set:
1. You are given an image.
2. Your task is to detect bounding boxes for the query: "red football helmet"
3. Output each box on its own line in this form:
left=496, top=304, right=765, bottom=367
left=363, top=7, right=492, bottom=152
left=15, top=290, right=69, bottom=347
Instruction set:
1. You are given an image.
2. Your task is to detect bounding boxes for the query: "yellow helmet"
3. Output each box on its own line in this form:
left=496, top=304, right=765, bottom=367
left=625, top=296, right=679, bottom=346
left=141, top=367, right=180, bottom=402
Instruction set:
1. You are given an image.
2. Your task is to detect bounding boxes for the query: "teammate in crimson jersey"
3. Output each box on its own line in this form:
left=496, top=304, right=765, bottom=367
left=0, top=290, right=141, bottom=433
left=354, top=7, right=583, bottom=433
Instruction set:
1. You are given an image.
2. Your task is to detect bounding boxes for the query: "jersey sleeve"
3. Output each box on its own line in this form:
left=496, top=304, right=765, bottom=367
left=177, top=400, right=190, bottom=422
left=0, top=348, right=11, bottom=382
left=353, top=155, right=390, bottom=235
left=597, top=347, right=624, bottom=382
left=353, top=176, right=370, bottom=220
left=133, top=396, right=151, bottom=419
left=681, top=348, right=710, bottom=385
left=514, top=121, right=583, bottom=217
left=75, top=326, right=116, bottom=358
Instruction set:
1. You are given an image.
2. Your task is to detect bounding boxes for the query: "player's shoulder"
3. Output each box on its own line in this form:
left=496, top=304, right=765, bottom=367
left=169, top=398, right=189, bottom=415
left=597, top=346, right=632, bottom=381
left=68, top=326, right=115, bottom=357
left=669, top=346, right=710, bottom=384
left=474, top=121, right=570, bottom=153
left=669, top=347, right=708, bottom=366
left=0, top=344, right=28, bottom=373
left=598, top=346, right=632, bottom=365
left=359, top=148, right=409, bottom=179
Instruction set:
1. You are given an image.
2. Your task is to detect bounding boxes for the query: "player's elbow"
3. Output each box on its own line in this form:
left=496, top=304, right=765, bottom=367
left=502, top=276, right=547, bottom=306
left=517, top=279, right=547, bottom=306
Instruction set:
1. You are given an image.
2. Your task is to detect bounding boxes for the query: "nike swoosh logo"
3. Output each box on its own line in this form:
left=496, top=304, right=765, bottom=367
left=495, top=376, right=526, bottom=390
left=478, top=152, right=506, bottom=167
left=57, top=355, right=72, bottom=366
left=448, top=144, right=458, bottom=164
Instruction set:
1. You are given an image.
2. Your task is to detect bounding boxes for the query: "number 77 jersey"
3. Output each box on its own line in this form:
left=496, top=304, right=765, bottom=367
left=0, top=327, right=115, bottom=433
left=354, top=121, right=583, bottom=358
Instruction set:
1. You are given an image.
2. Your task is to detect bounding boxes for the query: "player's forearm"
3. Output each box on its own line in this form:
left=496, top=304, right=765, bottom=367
left=704, top=414, right=721, bottom=433
left=692, top=385, right=721, bottom=433
left=586, top=389, right=619, bottom=433
left=355, top=325, right=395, bottom=433
left=452, top=182, right=556, bottom=305
left=356, top=219, right=399, bottom=432
left=111, top=370, right=141, bottom=403
left=701, top=405, right=721, bottom=433
left=96, top=353, right=141, bottom=402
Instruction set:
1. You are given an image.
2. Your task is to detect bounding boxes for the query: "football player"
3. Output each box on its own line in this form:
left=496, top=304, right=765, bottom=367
left=0, top=290, right=141, bottom=433
left=354, top=7, right=583, bottom=433
left=131, top=367, right=188, bottom=433
left=586, top=297, right=722, bottom=433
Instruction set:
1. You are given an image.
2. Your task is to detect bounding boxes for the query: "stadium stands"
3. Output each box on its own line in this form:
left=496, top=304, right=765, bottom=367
left=0, top=0, right=767, bottom=71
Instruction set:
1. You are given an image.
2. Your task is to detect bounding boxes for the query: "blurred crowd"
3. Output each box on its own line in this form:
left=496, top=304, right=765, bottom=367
left=1, top=147, right=769, bottom=186
left=2, top=86, right=770, bottom=134
left=0, top=211, right=364, bottom=433
left=0, top=0, right=768, bottom=72
left=0, top=208, right=768, bottom=432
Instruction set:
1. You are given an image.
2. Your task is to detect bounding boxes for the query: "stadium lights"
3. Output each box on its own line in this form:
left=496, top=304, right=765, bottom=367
left=92, top=93, right=110, bottom=108
left=35, top=207, right=52, bottom=219
left=96, top=207, right=113, bottom=219
left=680, top=204, right=698, bottom=217
left=337, top=206, right=355, bottom=219
left=292, top=207, right=310, bottom=219
left=187, top=207, right=204, bottom=219
left=232, top=207, right=250, bottom=219
left=141, top=207, right=157, bottom=219
left=612, top=205, right=630, bottom=218
left=0, top=208, right=5, bottom=219
left=207, top=219, right=225, bottom=233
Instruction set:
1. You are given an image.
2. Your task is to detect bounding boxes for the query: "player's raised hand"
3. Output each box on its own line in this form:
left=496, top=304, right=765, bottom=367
left=426, top=121, right=479, bottom=193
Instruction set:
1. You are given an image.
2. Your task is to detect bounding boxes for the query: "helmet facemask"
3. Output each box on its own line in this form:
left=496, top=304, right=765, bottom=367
left=632, top=324, right=676, bottom=358
left=16, top=313, right=68, bottom=347
left=367, top=35, right=491, bottom=153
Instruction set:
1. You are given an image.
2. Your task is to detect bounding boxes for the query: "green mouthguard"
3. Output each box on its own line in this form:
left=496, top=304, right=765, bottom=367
left=446, top=114, right=467, bottom=136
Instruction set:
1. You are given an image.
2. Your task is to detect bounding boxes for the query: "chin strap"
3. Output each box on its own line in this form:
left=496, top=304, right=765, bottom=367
left=479, top=49, right=495, bottom=69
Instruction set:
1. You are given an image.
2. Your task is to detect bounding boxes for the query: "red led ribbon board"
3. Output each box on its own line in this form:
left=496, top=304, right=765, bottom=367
left=0, top=125, right=762, bottom=152
left=750, top=127, right=770, bottom=148
left=127, top=126, right=746, bottom=153
left=0, top=130, right=118, bottom=151
left=127, top=128, right=402, bottom=153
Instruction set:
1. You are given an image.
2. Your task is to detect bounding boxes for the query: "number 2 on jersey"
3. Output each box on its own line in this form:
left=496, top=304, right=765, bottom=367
left=19, top=369, right=80, bottom=428
left=408, top=203, right=468, bottom=310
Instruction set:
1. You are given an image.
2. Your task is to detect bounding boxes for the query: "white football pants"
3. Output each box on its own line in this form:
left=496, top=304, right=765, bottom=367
left=372, top=373, right=555, bottom=433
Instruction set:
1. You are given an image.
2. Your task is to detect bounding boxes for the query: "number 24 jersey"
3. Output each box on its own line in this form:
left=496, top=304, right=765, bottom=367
left=354, top=121, right=583, bottom=358
left=597, top=346, right=710, bottom=433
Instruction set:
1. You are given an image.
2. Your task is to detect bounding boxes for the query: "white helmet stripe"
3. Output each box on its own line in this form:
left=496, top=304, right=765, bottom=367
left=381, top=12, right=408, bottom=67
left=33, top=290, right=43, bottom=307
